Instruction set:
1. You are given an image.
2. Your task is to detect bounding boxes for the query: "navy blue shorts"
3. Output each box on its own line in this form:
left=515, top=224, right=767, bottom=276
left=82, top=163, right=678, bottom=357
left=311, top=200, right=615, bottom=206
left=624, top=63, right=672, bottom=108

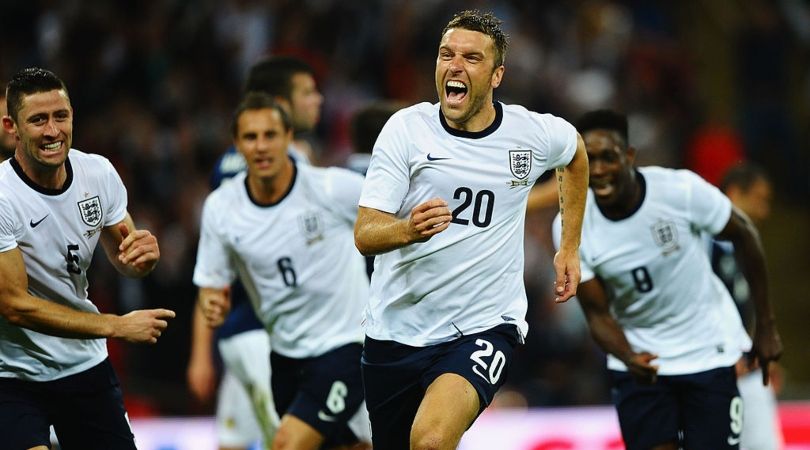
left=0, top=358, right=135, bottom=450
left=362, top=324, right=519, bottom=450
left=271, top=343, right=365, bottom=446
left=611, top=365, right=741, bottom=450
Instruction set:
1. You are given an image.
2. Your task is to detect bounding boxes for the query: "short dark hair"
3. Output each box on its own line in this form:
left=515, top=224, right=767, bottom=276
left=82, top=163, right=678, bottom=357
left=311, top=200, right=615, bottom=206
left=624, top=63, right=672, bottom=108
left=443, top=10, right=509, bottom=67
left=350, top=102, right=401, bottom=154
left=6, top=67, right=68, bottom=122
left=577, top=109, right=629, bottom=147
left=231, top=91, right=293, bottom=137
left=244, top=56, right=315, bottom=101
left=719, top=162, right=770, bottom=193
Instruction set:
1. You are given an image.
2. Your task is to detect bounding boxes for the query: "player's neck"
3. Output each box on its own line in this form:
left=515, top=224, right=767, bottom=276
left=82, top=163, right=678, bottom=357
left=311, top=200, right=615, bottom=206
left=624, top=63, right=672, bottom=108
left=599, top=170, right=645, bottom=220
left=446, top=99, right=496, bottom=132
left=247, top=160, right=295, bottom=205
left=15, top=154, right=69, bottom=190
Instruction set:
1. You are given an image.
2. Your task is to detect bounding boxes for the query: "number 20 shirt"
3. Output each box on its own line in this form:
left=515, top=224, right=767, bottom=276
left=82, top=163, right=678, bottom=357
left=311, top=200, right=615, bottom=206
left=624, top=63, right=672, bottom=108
left=359, top=102, right=577, bottom=347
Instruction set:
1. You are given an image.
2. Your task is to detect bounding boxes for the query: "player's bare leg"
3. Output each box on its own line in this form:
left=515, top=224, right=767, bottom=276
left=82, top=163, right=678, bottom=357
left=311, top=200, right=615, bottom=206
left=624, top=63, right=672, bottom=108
left=272, top=415, right=323, bottom=450
left=410, top=373, right=479, bottom=450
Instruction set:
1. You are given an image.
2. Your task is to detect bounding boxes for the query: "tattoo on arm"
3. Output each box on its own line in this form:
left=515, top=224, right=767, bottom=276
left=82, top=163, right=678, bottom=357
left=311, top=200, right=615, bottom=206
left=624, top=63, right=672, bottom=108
left=556, top=167, right=565, bottom=225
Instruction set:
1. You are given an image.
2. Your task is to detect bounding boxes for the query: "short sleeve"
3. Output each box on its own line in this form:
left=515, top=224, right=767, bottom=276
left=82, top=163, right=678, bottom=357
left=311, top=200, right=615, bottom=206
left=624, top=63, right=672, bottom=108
left=542, top=115, right=578, bottom=169
left=681, top=170, right=732, bottom=235
left=102, top=159, right=128, bottom=226
left=192, top=194, right=235, bottom=289
left=322, top=167, right=365, bottom=224
left=552, top=212, right=594, bottom=283
left=358, top=112, right=411, bottom=214
left=0, top=194, right=18, bottom=252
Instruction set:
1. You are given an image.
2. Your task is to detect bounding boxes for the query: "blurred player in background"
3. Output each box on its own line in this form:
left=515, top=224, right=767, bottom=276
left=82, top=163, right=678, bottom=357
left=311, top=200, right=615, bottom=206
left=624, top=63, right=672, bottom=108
left=712, top=163, right=784, bottom=450
left=242, top=56, right=324, bottom=163
left=554, top=109, right=782, bottom=450
left=0, top=67, right=174, bottom=450
left=345, top=101, right=402, bottom=176
left=194, top=93, right=370, bottom=450
left=187, top=55, right=324, bottom=450
left=187, top=153, right=280, bottom=450
left=355, top=10, right=588, bottom=450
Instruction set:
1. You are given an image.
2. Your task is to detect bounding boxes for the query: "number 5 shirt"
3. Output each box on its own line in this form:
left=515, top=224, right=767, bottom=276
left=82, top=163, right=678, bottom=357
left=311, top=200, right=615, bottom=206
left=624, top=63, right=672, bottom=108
left=359, top=101, right=576, bottom=347
left=553, top=167, right=750, bottom=375
left=0, top=151, right=127, bottom=381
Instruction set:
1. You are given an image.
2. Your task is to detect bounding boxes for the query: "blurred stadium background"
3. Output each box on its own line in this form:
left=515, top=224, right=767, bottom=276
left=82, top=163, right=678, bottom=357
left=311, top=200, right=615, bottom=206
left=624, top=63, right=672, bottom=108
left=1, top=0, right=808, bottom=448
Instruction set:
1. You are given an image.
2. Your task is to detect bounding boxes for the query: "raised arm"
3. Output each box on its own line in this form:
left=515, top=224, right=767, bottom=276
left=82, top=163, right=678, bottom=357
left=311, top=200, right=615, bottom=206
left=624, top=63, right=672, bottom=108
left=354, top=199, right=452, bottom=256
left=553, top=134, right=589, bottom=303
left=577, top=278, right=659, bottom=384
left=100, top=212, right=160, bottom=278
left=715, top=206, right=782, bottom=385
left=0, top=247, right=174, bottom=343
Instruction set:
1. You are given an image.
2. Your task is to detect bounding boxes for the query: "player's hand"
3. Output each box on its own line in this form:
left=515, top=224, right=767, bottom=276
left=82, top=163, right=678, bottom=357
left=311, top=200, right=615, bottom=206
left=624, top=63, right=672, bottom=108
left=199, top=287, right=231, bottom=328
left=552, top=250, right=581, bottom=303
left=752, top=323, right=783, bottom=386
left=408, top=198, right=453, bottom=243
left=113, top=308, right=175, bottom=344
left=627, top=352, right=659, bottom=384
left=187, top=354, right=217, bottom=403
left=118, top=223, right=160, bottom=274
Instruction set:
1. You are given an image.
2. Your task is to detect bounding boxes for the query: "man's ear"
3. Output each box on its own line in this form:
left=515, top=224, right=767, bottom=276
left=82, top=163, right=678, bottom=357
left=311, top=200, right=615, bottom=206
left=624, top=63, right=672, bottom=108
left=1, top=116, right=15, bottom=134
left=491, top=65, right=504, bottom=89
left=625, top=146, right=637, bottom=165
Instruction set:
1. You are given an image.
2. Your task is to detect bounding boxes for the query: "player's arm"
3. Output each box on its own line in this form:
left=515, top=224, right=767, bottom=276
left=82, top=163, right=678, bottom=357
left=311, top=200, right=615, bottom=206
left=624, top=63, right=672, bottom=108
left=715, top=206, right=782, bottom=385
left=187, top=302, right=217, bottom=402
left=354, top=199, right=453, bottom=256
left=197, top=286, right=231, bottom=328
left=0, top=247, right=174, bottom=343
left=553, top=134, right=589, bottom=303
left=577, top=278, right=659, bottom=384
left=100, top=212, right=160, bottom=278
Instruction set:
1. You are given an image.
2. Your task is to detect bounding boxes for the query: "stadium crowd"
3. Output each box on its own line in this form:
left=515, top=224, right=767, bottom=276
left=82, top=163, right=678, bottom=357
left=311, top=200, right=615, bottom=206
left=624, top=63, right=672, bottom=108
left=1, top=0, right=808, bottom=417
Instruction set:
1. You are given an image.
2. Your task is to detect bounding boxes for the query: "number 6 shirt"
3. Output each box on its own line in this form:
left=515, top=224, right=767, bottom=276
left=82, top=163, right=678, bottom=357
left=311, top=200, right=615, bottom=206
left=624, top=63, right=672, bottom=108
left=359, top=101, right=576, bottom=347
left=193, top=163, right=368, bottom=358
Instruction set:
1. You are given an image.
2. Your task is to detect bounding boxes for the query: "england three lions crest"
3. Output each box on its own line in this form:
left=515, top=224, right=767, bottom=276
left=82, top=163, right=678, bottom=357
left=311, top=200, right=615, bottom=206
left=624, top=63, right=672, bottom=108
left=651, top=219, right=680, bottom=255
left=298, top=211, right=324, bottom=245
left=78, top=196, right=103, bottom=227
left=509, top=149, right=532, bottom=180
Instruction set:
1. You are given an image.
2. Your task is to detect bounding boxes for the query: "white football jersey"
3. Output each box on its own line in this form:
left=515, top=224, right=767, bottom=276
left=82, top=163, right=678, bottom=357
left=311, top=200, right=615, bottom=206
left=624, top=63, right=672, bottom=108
left=0, top=150, right=128, bottom=381
left=359, top=102, right=577, bottom=346
left=193, top=164, right=368, bottom=358
left=552, top=167, right=749, bottom=375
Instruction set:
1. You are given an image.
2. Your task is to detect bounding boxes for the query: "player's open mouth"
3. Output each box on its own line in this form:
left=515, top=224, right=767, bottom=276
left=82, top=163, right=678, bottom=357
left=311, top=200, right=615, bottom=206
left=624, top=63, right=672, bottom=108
left=591, top=180, right=614, bottom=197
left=40, top=141, right=63, bottom=153
left=254, top=157, right=272, bottom=169
left=445, top=80, right=468, bottom=106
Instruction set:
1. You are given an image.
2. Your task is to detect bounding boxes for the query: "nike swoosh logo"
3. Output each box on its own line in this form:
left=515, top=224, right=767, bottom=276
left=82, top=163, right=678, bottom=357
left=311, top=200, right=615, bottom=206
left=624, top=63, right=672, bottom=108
left=472, top=365, right=490, bottom=383
left=317, top=410, right=337, bottom=422
left=426, top=153, right=451, bottom=161
left=727, top=436, right=741, bottom=445
left=30, top=215, right=49, bottom=228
